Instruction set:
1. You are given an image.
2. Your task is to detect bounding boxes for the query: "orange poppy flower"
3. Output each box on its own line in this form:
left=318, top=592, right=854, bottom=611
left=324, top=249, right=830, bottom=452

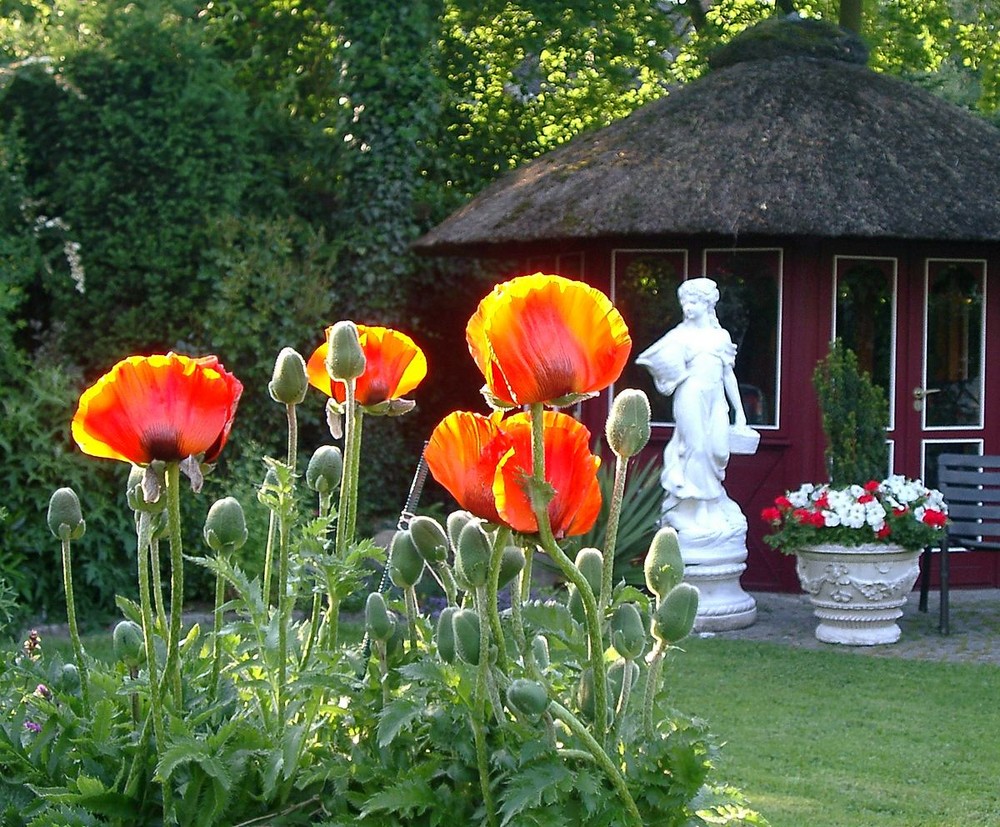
left=72, top=353, right=243, bottom=465
left=494, top=411, right=602, bottom=539
left=466, top=273, right=631, bottom=408
left=426, top=411, right=512, bottom=524
left=306, top=324, right=427, bottom=408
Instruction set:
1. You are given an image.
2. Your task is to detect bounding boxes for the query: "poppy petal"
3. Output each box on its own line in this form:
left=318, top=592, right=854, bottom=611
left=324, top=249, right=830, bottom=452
left=72, top=353, right=242, bottom=465
left=467, top=274, right=631, bottom=407
left=426, top=410, right=509, bottom=524
left=494, top=411, right=602, bottom=538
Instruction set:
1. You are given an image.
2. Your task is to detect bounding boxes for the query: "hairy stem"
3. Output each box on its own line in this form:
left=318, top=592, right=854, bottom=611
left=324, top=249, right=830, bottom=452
left=60, top=536, right=90, bottom=713
left=600, top=454, right=629, bottom=610
left=162, top=461, right=184, bottom=706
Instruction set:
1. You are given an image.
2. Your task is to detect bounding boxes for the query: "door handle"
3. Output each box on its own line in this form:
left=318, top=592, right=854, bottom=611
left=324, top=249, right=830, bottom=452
left=912, top=386, right=940, bottom=411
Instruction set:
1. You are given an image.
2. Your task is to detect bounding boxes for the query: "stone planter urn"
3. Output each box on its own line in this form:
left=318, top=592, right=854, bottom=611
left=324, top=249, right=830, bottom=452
left=794, top=543, right=923, bottom=646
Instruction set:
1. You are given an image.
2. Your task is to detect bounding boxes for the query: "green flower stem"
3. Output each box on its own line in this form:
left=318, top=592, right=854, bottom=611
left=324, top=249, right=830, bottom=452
left=162, top=461, right=184, bottom=706
left=404, top=586, right=419, bottom=650
left=548, top=699, right=642, bottom=827
left=149, top=535, right=168, bottom=633
left=472, top=594, right=498, bottom=827
left=528, top=403, right=609, bottom=744
left=261, top=509, right=277, bottom=608
left=486, top=527, right=511, bottom=670
left=285, top=403, right=299, bottom=473
left=509, top=567, right=528, bottom=662
left=59, top=535, right=90, bottom=713
left=211, top=557, right=226, bottom=699
left=276, top=493, right=292, bottom=724
left=520, top=544, right=534, bottom=605
left=600, top=453, right=629, bottom=610
left=642, top=640, right=667, bottom=737
left=609, top=658, right=634, bottom=748
left=335, top=384, right=361, bottom=557
left=135, top=514, right=170, bottom=818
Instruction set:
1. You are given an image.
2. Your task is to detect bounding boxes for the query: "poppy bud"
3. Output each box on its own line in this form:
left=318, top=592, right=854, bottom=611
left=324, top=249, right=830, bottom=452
left=268, top=347, right=309, bottom=405
left=446, top=510, right=474, bottom=551
left=112, top=620, right=145, bottom=669
left=644, top=527, right=685, bottom=600
left=574, top=547, right=603, bottom=596
left=325, top=321, right=366, bottom=382
left=456, top=520, right=491, bottom=589
left=125, top=465, right=166, bottom=514
left=605, top=389, right=651, bottom=459
left=203, top=497, right=248, bottom=554
left=452, top=609, right=481, bottom=665
left=365, top=592, right=395, bottom=643
left=58, top=663, right=80, bottom=692
left=388, top=530, right=424, bottom=589
left=47, top=488, right=85, bottom=541
left=611, top=603, right=646, bottom=660
left=652, top=583, right=699, bottom=645
left=577, top=667, right=596, bottom=720
left=608, top=658, right=639, bottom=701
left=409, top=515, right=450, bottom=565
left=497, top=545, right=525, bottom=589
left=436, top=606, right=458, bottom=663
left=531, top=634, right=550, bottom=670
left=506, top=678, right=549, bottom=723
left=305, top=445, right=343, bottom=494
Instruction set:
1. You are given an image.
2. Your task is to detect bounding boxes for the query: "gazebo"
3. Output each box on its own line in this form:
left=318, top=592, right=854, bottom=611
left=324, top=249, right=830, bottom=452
left=413, top=19, right=1000, bottom=591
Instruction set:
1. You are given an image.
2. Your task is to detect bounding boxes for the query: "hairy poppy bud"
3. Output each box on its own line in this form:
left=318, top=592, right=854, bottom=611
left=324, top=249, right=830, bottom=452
left=577, top=667, right=596, bottom=720
left=611, top=603, right=646, bottom=660
left=47, top=488, right=85, bottom=541
left=306, top=445, right=343, bottom=494
left=58, top=663, right=80, bottom=692
left=365, top=592, right=395, bottom=643
left=574, top=547, right=603, bottom=596
left=326, top=321, right=366, bottom=382
left=507, top=679, right=549, bottom=723
left=436, top=606, right=458, bottom=663
left=645, top=527, right=685, bottom=600
left=409, top=515, right=450, bottom=565
left=608, top=658, right=639, bottom=702
left=652, top=583, right=699, bottom=645
left=456, top=520, right=491, bottom=589
left=567, top=586, right=585, bottom=624
left=268, top=347, right=308, bottom=405
left=497, top=545, right=525, bottom=589
left=388, top=530, right=424, bottom=589
left=446, top=510, right=474, bottom=551
left=452, top=609, right=481, bottom=665
left=112, top=620, right=145, bottom=669
left=606, top=389, right=651, bottom=459
left=203, top=497, right=248, bottom=554
left=531, top=634, right=550, bottom=670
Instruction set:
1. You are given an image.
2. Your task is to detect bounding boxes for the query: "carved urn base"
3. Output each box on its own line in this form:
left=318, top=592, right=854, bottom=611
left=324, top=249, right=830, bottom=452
left=794, top=543, right=923, bottom=646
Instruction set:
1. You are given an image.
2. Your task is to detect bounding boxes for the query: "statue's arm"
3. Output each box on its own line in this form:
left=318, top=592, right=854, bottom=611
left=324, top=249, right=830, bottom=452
left=721, top=338, right=747, bottom=427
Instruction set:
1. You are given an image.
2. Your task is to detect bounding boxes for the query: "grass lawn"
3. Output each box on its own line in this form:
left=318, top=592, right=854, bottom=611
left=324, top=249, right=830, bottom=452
left=666, top=637, right=1000, bottom=827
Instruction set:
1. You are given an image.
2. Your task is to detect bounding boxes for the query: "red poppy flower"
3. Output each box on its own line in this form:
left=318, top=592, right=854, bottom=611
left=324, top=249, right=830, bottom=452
left=425, top=411, right=511, bottom=524
left=466, top=273, right=631, bottom=407
left=306, top=324, right=426, bottom=407
left=72, top=353, right=243, bottom=465
left=493, top=411, right=602, bottom=539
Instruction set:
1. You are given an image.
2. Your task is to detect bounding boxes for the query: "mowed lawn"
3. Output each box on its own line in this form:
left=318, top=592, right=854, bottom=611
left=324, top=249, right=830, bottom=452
left=667, top=637, right=1000, bottom=827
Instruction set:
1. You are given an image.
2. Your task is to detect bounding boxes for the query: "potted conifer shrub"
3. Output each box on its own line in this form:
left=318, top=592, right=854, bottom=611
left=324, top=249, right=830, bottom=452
left=761, top=340, right=947, bottom=645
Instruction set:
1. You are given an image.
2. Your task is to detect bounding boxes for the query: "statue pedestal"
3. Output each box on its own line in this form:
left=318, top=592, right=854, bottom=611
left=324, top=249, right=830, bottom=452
left=663, top=497, right=757, bottom=632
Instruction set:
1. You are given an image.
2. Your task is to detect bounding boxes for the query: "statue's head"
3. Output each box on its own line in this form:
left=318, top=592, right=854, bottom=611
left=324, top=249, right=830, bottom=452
left=677, top=277, right=720, bottom=308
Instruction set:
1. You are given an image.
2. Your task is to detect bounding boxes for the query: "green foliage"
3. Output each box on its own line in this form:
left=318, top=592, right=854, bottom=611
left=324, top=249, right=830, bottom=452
left=812, top=339, right=889, bottom=487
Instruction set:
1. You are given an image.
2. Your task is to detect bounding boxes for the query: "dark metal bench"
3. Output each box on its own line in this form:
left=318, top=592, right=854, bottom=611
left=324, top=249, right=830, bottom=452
left=919, top=453, right=1000, bottom=634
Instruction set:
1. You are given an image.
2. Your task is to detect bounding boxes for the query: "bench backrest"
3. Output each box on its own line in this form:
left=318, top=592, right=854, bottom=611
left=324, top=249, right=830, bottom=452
left=937, top=453, right=1000, bottom=549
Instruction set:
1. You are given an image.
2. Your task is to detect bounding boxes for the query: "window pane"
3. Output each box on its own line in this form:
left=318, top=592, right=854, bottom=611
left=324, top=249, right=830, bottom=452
left=704, top=249, right=780, bottom=426
left=834, top=258, right=894, bottom=395
left=613, top=251, right=685, bottom=424
left=925, top=261, right=985, bottom=427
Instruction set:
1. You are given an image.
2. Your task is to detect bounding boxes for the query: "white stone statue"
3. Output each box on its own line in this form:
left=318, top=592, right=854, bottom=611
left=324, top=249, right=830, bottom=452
left=636, top=277, right=758, bottom=630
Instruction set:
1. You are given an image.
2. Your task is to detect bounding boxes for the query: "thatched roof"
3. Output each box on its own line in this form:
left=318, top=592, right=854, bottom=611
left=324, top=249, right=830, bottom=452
left=414, top=28, right=1000, bottom=255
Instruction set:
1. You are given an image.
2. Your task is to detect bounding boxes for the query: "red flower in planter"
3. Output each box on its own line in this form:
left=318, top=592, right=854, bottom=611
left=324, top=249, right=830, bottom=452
left=466, top=273, right=631, bottom=408
left=306, top=324, right=426, bottom=408
left=72, top=353, right=243, bottom=465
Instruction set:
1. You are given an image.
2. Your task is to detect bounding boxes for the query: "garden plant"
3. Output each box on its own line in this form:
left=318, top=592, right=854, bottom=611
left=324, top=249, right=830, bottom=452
left=0, top=274, right=765, bottom=826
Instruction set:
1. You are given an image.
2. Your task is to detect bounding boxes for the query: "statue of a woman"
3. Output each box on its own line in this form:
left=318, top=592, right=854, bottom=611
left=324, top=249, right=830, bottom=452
left=637, top=278, right=754, bottom=544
